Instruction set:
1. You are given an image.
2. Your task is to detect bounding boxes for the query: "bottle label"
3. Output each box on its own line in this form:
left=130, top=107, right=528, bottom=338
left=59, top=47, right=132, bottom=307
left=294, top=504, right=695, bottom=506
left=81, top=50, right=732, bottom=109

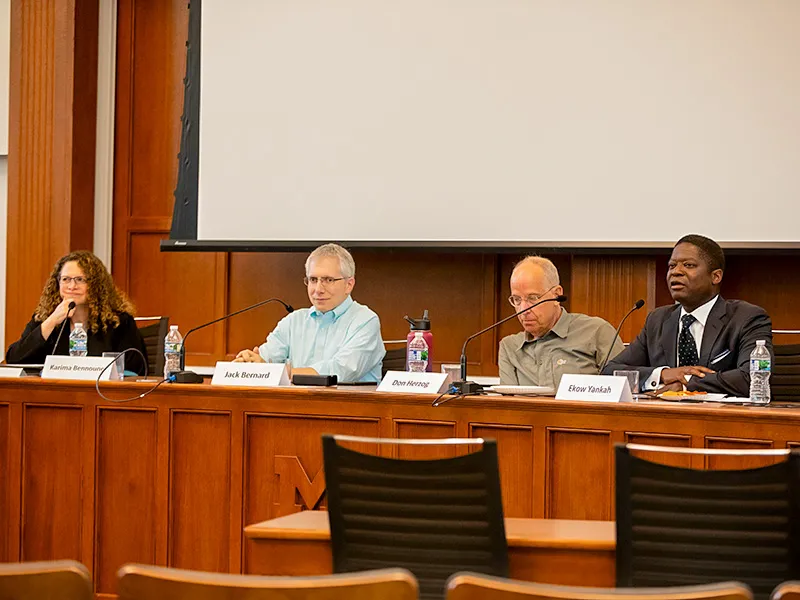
left=69, top=339, right=87, bottom=352
left=165, top=342, right=182, bottom=353
left=750, top=359, right=771, bottom=372
left=409, top=349, right=428, bottom=362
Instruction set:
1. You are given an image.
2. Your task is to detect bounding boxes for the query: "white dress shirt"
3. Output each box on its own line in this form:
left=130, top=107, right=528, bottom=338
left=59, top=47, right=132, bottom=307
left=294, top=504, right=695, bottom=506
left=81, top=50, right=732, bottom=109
left=644, top=295, right=720, bottom=390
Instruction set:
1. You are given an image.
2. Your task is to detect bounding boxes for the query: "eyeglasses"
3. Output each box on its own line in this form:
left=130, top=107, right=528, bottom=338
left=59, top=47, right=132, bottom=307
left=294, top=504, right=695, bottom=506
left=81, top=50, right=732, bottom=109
left=508, top=285, right=556, bottom=308
left=304, top=276, right=346, bottom=287
left=60, top=276, right=88, bottom=286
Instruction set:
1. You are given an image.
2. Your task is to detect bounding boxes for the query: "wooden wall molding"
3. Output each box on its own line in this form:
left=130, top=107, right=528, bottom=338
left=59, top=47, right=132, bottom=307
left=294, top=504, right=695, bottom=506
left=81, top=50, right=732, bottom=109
left=570, top=256, right=657, bottom=343
left=6, top=0, right=99, bottom=346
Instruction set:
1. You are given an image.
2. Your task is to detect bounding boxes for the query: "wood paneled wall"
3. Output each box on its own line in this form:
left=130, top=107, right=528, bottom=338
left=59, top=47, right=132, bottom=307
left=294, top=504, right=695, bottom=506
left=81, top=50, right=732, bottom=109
left=5, top=0, right=99, bottom=346
left=108, top=0, right=800, bottom=371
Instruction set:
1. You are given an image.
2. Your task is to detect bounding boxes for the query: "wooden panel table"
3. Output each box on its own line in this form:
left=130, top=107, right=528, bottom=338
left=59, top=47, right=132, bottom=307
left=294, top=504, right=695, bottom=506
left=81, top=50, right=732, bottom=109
left=2, top=378, right=800, bottom=597
left=244, top=511, right=616, bottom=586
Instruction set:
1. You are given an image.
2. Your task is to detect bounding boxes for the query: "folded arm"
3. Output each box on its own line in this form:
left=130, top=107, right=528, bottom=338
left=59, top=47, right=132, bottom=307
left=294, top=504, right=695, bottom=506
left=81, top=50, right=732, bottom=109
left=686, top=310, right=772, bottom=397
left=307, top=316, right=385, bottom=383
left=601, top=319, right=658, bottom=384
left=6, top=318, right=51, bottom=364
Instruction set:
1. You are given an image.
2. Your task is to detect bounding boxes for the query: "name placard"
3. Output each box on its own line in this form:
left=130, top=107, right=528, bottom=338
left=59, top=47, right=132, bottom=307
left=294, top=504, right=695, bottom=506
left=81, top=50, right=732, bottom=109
left=211, top=361, right=290, bottom=387
left=0, top=367, right=25, bottom=378
left=377, top=370, right=448, bottom=394
left=555, top=374, right=633, bottom=403
left=43, top=356, right=118, bottom=381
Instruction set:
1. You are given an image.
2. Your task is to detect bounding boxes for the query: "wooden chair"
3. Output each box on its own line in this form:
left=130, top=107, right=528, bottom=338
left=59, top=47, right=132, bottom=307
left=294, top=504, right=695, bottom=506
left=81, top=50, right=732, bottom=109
left=134, top=316, right=169, bottom=377
left=771, top=343, right=800, bottom=402
left=616, top=444, right=800, bottom=600
left=0, top=560, right=93, bottom=600
left=771, top=582, right=800, bottom=600
left=446, top=572, right=753, bottom=600
left=322, top=434, right=508, bottom=600
left=116, top=564, right=417, bottom=600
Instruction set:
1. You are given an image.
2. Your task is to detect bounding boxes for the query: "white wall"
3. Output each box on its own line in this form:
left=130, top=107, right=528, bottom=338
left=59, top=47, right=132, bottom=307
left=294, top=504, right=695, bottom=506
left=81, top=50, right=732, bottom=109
left=0, top=0, right=8, bottom=355
left=0, top=0, right=8, bottom=155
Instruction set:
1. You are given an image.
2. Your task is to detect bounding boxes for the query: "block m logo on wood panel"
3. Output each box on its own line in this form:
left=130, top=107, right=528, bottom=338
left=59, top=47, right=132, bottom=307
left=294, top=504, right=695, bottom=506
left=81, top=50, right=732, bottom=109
left=274, top=456, right=326, bottom=516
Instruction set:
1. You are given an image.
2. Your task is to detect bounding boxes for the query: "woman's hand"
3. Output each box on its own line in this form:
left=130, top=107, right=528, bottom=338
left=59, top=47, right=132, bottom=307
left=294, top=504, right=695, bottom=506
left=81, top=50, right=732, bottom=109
left=41, top=299, right=76, bottom=340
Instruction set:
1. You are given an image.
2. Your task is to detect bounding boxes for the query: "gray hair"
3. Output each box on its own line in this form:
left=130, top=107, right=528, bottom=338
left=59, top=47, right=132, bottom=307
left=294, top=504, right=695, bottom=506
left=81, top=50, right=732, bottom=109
left=511, top=255, right=560, bottom=288
left=305, top=243, right=356, bottom=278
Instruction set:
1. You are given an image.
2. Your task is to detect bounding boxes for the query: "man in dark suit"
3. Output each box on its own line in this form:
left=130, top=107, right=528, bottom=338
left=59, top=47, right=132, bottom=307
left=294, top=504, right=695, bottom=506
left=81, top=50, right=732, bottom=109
left=603, top=234, right=772, bottom=397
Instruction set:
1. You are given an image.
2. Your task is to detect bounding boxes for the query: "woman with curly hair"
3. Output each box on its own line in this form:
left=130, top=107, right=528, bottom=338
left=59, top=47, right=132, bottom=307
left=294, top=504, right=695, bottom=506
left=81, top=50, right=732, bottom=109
left=6, top=250, right=148, bottom=375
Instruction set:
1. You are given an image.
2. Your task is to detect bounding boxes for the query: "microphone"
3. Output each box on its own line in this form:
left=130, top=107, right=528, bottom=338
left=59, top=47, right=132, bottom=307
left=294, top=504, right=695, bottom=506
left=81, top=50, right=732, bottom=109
left=172, top=297, right=294, bottom=383
left=598, top=299, right=645, bottom=374
left=50, top=301, right=77, bottom=355
left=436, top=294, right=568, bottom=403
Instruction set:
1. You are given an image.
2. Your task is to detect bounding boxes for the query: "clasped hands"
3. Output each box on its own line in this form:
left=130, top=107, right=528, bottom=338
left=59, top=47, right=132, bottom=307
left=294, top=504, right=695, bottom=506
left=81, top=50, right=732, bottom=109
left=655, top=365, right=715, bottom=393
left=232, top=347, right=317, bottom=376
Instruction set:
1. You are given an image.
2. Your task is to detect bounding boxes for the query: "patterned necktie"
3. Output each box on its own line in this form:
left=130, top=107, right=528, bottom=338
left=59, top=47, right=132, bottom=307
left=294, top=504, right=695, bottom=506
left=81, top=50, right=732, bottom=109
left=678, top=314, right=699, bottom=366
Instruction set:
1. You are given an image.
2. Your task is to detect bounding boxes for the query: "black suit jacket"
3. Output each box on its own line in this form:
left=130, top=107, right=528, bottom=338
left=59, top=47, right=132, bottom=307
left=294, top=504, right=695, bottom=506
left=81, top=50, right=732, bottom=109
left=602, top=297, right=772, bottom=397
left=6, top=312, right=149, bottom=376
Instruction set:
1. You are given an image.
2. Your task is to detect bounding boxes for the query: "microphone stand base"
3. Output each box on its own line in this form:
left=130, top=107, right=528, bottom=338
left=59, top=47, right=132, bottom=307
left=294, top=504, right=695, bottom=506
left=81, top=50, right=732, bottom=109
left=171, top=370, right=205, bottom=384
left=449, top=380, right=485, bottom=395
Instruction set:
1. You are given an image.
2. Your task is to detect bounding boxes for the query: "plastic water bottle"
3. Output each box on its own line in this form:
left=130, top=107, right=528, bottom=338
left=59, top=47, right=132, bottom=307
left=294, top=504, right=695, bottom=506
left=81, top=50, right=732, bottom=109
left=749, top=340, right=771, bottom=404
left=164, top=325, right=183, bottom=379
left=407, top=331, right=429, bottom=372
left=68, top=323, right=88, bottom=357
left=404, top=310, right=433, bottom=372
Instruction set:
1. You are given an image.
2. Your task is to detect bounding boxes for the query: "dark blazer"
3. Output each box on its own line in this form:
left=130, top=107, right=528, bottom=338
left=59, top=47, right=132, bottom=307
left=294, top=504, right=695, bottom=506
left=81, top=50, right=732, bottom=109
left=6, top=312, right=149, bottom=376
left=602, top=297, right=772, bottom=397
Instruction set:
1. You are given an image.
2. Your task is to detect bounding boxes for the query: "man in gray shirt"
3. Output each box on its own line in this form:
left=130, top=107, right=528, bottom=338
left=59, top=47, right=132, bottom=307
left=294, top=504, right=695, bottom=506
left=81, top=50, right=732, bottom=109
left=498, top=256, right=624, bottom=389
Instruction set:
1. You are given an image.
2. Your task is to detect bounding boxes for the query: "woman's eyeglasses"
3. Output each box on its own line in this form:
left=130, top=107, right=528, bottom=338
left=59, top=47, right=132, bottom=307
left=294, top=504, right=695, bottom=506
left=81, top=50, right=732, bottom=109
left=60, top=276, right=87, bottom=286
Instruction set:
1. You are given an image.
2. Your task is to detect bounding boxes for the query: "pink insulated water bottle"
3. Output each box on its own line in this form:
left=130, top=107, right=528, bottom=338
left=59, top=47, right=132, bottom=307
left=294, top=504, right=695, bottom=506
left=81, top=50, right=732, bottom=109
left=405, top=310, right=433, bottom=372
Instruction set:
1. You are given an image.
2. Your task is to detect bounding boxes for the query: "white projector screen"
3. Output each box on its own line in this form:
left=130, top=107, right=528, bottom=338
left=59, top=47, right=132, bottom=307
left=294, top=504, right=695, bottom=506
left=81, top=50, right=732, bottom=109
left=197, top=0, right=800, bottom=247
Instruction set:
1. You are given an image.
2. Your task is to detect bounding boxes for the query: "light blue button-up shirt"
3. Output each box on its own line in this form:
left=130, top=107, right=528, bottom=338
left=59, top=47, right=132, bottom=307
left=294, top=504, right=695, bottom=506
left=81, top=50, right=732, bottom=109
left=257, top=295, right=385, bottom=383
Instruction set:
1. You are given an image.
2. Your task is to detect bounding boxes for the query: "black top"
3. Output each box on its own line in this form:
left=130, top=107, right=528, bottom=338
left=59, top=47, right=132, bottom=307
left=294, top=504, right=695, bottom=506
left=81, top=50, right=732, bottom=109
left=6, top=312, right=149, bottom=375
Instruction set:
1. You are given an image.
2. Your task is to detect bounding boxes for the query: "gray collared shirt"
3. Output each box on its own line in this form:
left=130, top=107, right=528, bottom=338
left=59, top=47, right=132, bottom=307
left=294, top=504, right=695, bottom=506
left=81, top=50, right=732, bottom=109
left=498, top=309, right=624, bottom=389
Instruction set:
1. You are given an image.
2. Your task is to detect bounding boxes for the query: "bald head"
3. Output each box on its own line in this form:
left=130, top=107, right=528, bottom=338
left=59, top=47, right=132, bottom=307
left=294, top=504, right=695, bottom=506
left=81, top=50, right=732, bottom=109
left=509, top=256, right=563, bottom=339
left=511, top=256, right=560, bottom=288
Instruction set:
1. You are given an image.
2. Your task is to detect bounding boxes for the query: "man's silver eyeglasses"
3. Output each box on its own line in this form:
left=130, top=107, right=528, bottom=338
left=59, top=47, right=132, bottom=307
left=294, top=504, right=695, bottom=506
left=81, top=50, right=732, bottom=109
left=60, top=276, right=87, bottom=286
left=304, top=276, right=346, bottom=287
left=508, top=285, right=556, bottom=308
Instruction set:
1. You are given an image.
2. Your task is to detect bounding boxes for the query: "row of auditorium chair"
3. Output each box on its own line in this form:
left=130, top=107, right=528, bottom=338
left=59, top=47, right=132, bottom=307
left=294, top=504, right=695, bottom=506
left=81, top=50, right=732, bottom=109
left=4, top=437, right=800, bottom=600
left=0, top=560, right=799, bottom=600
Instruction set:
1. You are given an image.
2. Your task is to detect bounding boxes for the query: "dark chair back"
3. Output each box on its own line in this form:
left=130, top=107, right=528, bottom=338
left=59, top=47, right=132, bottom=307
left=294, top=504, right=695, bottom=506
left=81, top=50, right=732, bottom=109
left=615, top=445, right=800, bottom=600
left=322, top=434, right=509, bottom=600
left=117, top=564, right=418, bottom=600
left=135, top=316, right=169, bottom=377
left=772, top=344, right=800, bottom=402
left=382, top=347, right=407, bottom=376
left=446, top=572, right=753, bottom=600
left=0, top=560, right=93, bottom=600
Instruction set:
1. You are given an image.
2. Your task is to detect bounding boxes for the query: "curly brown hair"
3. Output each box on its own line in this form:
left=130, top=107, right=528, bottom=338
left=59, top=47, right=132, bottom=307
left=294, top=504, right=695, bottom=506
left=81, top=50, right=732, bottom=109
left=34, top=250, right=136, bottom=334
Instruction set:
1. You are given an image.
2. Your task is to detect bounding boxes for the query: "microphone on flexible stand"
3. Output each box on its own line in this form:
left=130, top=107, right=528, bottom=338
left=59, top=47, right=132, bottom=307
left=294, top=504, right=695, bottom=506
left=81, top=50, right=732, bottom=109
left=598, top=299, right=645, bottom=374
left=50, top=301, right=77, bottom=355
left=434, top=294, right=568, bottom=405
left=172, top=297, right=294, bottom=383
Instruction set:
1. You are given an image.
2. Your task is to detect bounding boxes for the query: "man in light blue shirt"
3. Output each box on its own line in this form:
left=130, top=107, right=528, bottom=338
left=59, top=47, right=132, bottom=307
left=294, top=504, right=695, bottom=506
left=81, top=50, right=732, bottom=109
left=233, top=243, right=385, bottom=383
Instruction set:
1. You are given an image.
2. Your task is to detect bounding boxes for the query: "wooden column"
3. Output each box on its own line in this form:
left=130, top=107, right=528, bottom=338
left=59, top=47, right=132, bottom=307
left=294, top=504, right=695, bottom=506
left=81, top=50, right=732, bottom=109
left=6, top=0, right=99, bottom=344
left=570, top=256, right=657, bottom=344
